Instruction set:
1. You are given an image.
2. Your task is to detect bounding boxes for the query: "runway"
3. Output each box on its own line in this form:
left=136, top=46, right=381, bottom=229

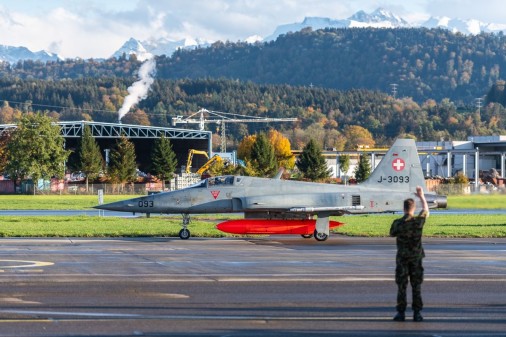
left=0, top=236, right=505, bottom=336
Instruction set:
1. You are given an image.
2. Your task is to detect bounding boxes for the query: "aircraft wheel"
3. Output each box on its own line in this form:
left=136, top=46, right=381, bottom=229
left=313, top=230, right=328, bottom=242
left=179, top=228, right=191, bottom=240
left=301, top=234, right=313, bottom=239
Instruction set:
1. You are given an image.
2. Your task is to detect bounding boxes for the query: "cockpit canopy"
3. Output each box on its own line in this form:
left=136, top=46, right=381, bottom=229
left=191, top=175, right=238, bottom=188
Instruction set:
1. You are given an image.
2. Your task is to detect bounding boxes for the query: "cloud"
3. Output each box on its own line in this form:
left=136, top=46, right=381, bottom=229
left=425, top=0, right=505, bottom=22
left=0, top=0, right=505, bottom=59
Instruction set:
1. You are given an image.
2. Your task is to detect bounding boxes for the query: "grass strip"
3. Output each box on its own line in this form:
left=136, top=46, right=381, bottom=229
left=0, top=214, right=504, bottom=238
left=336, top=214, right=506, bottom=238
left=0, top=194, right=503, bottom=210
left=0, top=215, right=228, bottom=238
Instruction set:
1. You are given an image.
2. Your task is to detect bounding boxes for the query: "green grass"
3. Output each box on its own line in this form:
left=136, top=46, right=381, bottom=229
left=0, top=195, right=142, bottom=210
left=335, top=214, right=506, bottom=238
left=0, top=194, right=502, bottom=210
left=0, top=215, right=228, bottom=238
left=0, top=213, right=504, bottom=238
left=447, top=194, right=505, bottom=209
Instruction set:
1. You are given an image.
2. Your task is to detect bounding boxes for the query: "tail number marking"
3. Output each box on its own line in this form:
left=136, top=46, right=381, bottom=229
left=377, top=176, right=410, bottom=183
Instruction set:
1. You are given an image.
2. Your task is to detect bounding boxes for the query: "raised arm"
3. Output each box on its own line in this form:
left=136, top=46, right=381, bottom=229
left=416, top=186, right=429, bottom=214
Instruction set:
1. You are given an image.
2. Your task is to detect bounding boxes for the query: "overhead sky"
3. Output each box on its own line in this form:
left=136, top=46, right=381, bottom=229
left=0, top=0, right=504, bottom=59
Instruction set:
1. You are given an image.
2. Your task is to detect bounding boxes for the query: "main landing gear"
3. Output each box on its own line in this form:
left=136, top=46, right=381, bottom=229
left=313, top=230, right=329, bottom=242
left=178, top=213, right=191, bottom=240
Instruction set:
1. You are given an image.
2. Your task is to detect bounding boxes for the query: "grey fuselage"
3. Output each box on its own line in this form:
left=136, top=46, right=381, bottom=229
left=97, top=175, right=442, bottom=217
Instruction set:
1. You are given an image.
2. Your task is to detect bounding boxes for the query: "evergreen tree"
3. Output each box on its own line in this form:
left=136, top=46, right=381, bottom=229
left=151, top=136, right=177, bottom=190
left=250, top=133, right=278, bottom=177
left=354, top=154, right=371, bottom=183
left=296, top=139, right=331, bottom=181
left=338, top=154, right=350, bottom=184
left=109, top=136, right=137, bottom=187
left=5, top=113, right=70, bottom=190
left=78, top=125, right=103, bottom=192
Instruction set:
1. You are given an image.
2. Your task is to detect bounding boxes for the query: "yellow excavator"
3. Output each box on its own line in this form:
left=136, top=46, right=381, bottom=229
left=186, top=149, right=223, bottom=175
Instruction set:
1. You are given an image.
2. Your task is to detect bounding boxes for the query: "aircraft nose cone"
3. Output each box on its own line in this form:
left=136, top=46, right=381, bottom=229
left=94, top=200, right=135, bottom=211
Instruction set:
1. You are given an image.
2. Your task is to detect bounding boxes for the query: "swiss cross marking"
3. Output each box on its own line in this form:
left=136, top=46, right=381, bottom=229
left=210, top=190, right=220, bottom=199
left=392, top=158, right=405, bottom=172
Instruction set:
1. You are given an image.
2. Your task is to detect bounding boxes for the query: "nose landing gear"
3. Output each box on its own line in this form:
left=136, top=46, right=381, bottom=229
left=179, top=213, right=191, bottom=240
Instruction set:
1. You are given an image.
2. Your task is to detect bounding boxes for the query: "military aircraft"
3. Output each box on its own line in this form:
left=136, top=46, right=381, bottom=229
left=95, top=139, right=447, bottom=241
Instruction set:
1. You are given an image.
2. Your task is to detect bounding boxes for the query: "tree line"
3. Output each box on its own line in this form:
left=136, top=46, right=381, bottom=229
left=2, top=28, right=506, bottom=104
left=0, top=114, right=178, bottom=191
left=1, top=113, right=367, bottom=190
left=1, top=77, right=506, bottom=152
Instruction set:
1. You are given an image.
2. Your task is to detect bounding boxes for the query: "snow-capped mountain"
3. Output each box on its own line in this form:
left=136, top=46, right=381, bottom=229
left=0, top=45, right=60, bottom=64
left=111, top=8, right=506, bottom=59
left=265, top=8, right=506, bottom=41
left=349, top=8, right=408, bottom=26
left=265, top=8, right=410, bottom=41
left=112, top=37, right=210, bottom=60
left=422, top=16, right=506, bottom=35
left=111, top=37, right=153, bottom=61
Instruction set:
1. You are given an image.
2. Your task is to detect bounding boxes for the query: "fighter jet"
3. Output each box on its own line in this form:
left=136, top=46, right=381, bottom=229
left=95, top=139, right=447, bottom=241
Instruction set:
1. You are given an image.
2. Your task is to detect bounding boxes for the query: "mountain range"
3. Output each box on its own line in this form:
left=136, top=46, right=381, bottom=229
left=2, top=8, right=506, bottom=64
left=103, top=8, right=506, bottom=60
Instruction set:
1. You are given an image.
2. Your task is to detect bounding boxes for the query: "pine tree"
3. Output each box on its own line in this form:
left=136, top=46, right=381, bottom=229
left=250, top=133, right=278, bottom=177
left=78, top=125, right=103, bottom=192
left=151, top=136, right=177, bottom=190
left=296, top=139, right=331, bottom=181
left=354, top=154, right=371, bottom=183
left=109, top=136, right=137, bottom=188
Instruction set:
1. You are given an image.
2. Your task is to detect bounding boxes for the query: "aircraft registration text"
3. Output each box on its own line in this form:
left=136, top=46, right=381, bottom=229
left=377, top=176, right=410, bottom=183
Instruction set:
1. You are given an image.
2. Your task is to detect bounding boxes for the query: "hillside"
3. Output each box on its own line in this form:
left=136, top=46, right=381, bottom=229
left=157, top=28, right=506, bottom=104
left=1, top=78, right=505, bottom=150
left=2, top=28, right=506, bottom=105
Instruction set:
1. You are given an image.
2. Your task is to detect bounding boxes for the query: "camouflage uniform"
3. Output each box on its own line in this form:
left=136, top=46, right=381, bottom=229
left=390, top=210, right=428, bottom=313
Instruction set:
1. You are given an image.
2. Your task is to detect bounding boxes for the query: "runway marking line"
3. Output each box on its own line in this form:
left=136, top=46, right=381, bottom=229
left=0, top=310, right=504, bottom=323
left=0, top=260, right=53, bottom=269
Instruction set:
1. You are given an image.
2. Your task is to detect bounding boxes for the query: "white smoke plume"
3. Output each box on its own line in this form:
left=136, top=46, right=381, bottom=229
left=118, top=57, right=157, bottom=122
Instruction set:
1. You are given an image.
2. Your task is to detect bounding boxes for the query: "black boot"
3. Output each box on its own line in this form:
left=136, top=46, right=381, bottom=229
left=413, top=311, right=423, bottom=322
left=393, top=311, right=405, bottom=321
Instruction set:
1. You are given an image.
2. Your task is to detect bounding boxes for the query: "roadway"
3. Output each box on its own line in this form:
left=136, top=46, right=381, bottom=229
left=0, top=236, right=504, bottom=336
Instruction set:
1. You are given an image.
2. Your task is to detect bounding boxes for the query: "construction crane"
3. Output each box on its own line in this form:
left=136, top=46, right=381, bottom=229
left=172, top=108, right=298, bottom=152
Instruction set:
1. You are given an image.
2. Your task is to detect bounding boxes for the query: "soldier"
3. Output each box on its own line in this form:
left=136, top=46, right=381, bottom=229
left=390, top=186, right=429, bottom=322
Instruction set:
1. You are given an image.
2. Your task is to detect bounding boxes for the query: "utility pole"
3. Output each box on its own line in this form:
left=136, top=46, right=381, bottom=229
left=390, top=83, right=398, bottom=99
left=475, top=97, right=483, bottom=115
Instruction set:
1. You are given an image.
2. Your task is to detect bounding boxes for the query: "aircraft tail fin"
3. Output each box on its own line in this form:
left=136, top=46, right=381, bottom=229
left=361, top=138, right=426, bottom=191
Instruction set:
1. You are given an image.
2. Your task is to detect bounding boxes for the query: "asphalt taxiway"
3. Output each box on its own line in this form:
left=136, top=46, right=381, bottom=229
left=0, top=236, right=505, bottom=336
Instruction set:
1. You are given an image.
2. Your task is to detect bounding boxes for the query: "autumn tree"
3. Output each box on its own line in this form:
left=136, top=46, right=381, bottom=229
left=269, top=130, right=295, bottom=169
left=354, top=154, right=371, bottom=183
left=77, top=125, right=104, bottom=192
left=237, top=135, right=257, bottom=160
left=151, top=136, right=177, bottom=190
left=5, top=113, right=70, bottom=189
left=296, top=139, right=331, bottom=181
left=250, top=133, right=278, bottom=177
left=121, top=108, right=151, bottom=126
left=343, top=125, right=375, bottom=150
left=109, top=136, right=137, bottom=188
left=0, top=131, right=12, bottom=173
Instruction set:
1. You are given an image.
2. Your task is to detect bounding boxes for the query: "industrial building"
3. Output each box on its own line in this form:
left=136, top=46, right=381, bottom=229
left=324, top=136, right=506, bottom=188
left=0, top=121, right=212, bottom=173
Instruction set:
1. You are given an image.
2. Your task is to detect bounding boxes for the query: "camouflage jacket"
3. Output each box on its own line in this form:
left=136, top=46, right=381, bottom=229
left=390, top=210, right=428, bottom=259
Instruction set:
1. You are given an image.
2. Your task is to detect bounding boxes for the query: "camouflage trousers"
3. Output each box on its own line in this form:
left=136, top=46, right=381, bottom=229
left=395, top=256, right=424, bottom=312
